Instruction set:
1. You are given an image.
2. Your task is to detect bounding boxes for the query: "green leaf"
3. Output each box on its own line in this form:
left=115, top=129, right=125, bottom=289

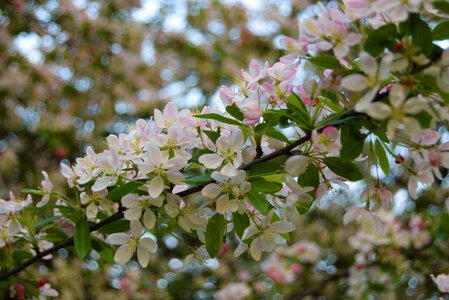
left=247, top=191, right=271, bottom=214
left=74, top=217, right=91, bottom=260
left=434, top=1, right=449, bottom=14
left=225, top=105, right=244, bottom=121
left=21, top=188, right=43, bottom=196
left=415, top=110, right=432, bottom=128
left=232, top=212, right=250, bottom=239
left=194, top=113, right=242, bottom=126
left=364, top=24, right=399, bottom=56
left=58, top=206, right=84, bottom=223
left=32, top=216, right=62, bottom=229
left=323, top=157, right=364, bottom=181
left=297, top=162, right=320, bottom=189
left=309, top=55, right=344, bottom=70
left=400, top=14, right=434, bottom=57
left=286, top=93, right=309, bottom=113
left=265, top=127, right=290, bottom=143
left=419, top=74, right=449, bottom=104
left=108, top=180, right=143, bottom=202
left=203, top=130, right=220, bottom=143
left=205, top=214, right=226, bottom=258
left=296, top=200, right=314, bottom=215
left=340, top=124, right=366, bottom=161
left=375, top=139, right=390, bottom=176
left=297, top=162, right=319, bottom=214
left=98, top=219, right=130, bottom=234
left=43, top=231, right=69, bottom=242
left=184, top=173, right=211, bottom=185
left=12, top=250, right=33, bottom=262
left=91, top=237, right=114, bottom=264
left=154, top=217, right=177, bottom=235
left=286, top=94, right=313, bottom=130
left=433, top=20, right=449, bottom=40
left=249, top=178, right=283, bottom=193
left=248, top=159, right=285, bottom=177
left=23, top=283, right=40, bottom=298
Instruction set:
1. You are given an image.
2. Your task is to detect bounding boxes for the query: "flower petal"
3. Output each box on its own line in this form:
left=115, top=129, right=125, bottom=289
left=199, top=154, right=224, bottom=169
left=130, top=219, right=142, bottom=237
left=250, top=237, right=263, bottom=261
left=107, top=233, right=130, bottom=245
left=341, top=74, right=369, bottom=92
left=148, top=175, right=164, bottom=198
left=140, top=237, right=158, bottom=253
left=114, top=244, right=133, bottom=265
left=137, top=245, right=150, bottom=267
left=143, top=209, right=156, bottom=229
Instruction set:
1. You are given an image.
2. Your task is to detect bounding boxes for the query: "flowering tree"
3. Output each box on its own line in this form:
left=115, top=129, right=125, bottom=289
left=1, top=1, right=449, bottom=298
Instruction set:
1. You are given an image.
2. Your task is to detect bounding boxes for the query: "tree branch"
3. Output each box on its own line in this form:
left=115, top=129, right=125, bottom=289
left=0, top=110, right=366, bottom=282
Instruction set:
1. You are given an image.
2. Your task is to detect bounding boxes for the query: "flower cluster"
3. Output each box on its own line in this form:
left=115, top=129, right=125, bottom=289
left=1, top=1, right=449, bottom=298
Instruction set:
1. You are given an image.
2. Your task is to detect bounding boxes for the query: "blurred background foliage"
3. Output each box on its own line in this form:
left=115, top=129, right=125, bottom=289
left=0, top=0, right=309, bottom=194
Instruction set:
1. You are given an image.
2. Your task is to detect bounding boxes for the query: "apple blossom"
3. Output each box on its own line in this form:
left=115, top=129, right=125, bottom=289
left=36, top=171, right=53, bottom=207
left=241, top=211, right=295, bottom=261
left=199, top=129, right=245, bottom=177
left=121, top=193, right=162, bottom=229
left=107, top=220, right=157, bottom=267
left=431, top=274, right=449, bottom=293
left=364, top=84, right=427, bottom=137
left=341, top=51, right=393, bottom=111
left=138, top=143, right=187, bottom=198
left=80, top=190, right=112, bottom=219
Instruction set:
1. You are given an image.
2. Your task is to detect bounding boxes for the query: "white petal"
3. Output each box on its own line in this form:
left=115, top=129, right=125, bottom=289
left=269, top=221, right=296, bottom=233
left=140, top=237, right=158, bottom=253
left=250, top=237, right=263, bottom=261
left=378, top=53, right=394, bottom=81
left=114, top=244, right=133, bottom=264
left=234, top=242, right=248, bottom=257
left=163, top=102, right=178, bottom=123
left=202, top=183, right=221, bottom=198
left=199, top=154, right=224, bottom=169
left=242, top=225, right=258, bottom=240
left=285, top=155, right=308, bottom=177
left=107, top=233, right=130, bottom=245
left=148, top=175, right=164, bottom=198
left=360, top=51, right=377, bottom=77
left=216, top=197, right=229, bottom=214
left=166, top=169, right=184, bottom=185
left=333, top=43, right=349, bottom=58
left=60, top=163, right=73, bottom=178
left=402, top=97, right=427, bottom=114
left=389, top=84, right=407, bottom=108
left=80, top=192, right=90, bottom=205
left=86, top=203, right=98, bottom=219
left=343, top=207, right=365, bottom=225
left=365, top=102, right=392, bottom=119
left=137, top=245, right=150, bottom=267
left=355, top=86, right=379, bottom=111
left=92, top=176, right=111, bottom=192
left=36, top=194, right=50, bottom=208
left=153, top=109, right=165, bottom=128
left=130, top=219, right=142, bottom=237
left=229, top=130, right=244, bottom=150
left=121, top=194, right=140, bottom=208
left=143, top=209, right=156, bottom=229
left=124, top=206, right=142, bottom=220
left=341, top=74, right=369, bottom=92
left=220, top=162, right=238, bottom=177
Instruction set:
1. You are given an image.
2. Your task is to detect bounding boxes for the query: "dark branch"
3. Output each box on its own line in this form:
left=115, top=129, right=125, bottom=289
left=0, top=110, right=369, bottom=282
